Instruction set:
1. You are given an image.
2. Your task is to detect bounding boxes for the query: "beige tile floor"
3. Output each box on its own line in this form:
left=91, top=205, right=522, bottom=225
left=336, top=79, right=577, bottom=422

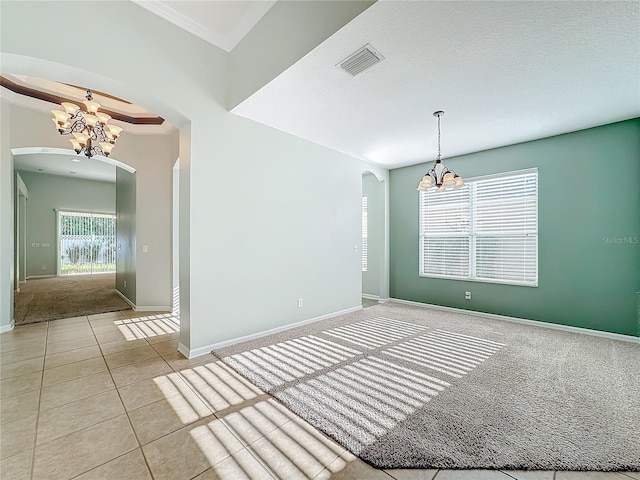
left=1, top=311, right=637, bottom=480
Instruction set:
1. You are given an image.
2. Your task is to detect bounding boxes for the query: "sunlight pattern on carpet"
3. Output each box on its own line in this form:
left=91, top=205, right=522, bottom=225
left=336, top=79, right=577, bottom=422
left=322, top=316, right=428, bottom=349
left=224, top=335, right=361, bottom=389
left=383, top=329, right=504, bottom=378
left=220, top=319, right=506, bottom=456
left=277, top=356, right=450, bottom=454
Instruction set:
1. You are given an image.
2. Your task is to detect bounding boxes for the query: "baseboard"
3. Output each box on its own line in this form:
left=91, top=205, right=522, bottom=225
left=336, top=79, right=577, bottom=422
left=26, top=275, right=55, bottom=279
left=180, top=305, right=363, bottom=359
left=177, top=342, right=190, bottom=358
left=0, top=320, right=15, bottom=333
left=390, top=298, right=639, bottom=344
left=116, top=290, right=135, bottom=309
left=115, top=290, right=169, bottom=312
left=134, top=305, right=171, bottom=312
left=362, top=294, right=391, bottom=303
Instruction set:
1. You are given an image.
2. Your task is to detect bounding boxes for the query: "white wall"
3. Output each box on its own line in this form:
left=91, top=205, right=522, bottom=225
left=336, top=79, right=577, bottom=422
left=112, top=130, right=179, bottom=310
left=0, top=98, right=14, bottom=331
left=1, top=0, right=380, bottom=354
left=17, top=171, right=116, bottom=278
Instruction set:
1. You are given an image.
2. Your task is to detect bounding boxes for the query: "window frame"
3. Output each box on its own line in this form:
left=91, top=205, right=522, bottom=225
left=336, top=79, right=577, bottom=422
left=419, top=168, right=538, bottom=287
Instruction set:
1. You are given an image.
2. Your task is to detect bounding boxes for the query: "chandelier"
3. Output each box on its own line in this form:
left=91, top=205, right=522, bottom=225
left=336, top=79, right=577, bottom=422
left=51, top=89, right=123, bottom=159
left=417, top=111, right=463, bottom=192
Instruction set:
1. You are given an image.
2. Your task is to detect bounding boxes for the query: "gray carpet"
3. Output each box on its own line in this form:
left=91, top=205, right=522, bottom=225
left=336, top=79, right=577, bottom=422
left=14, top=273, right=131, bottom=325
left=212, top=303, right=640, bottom=471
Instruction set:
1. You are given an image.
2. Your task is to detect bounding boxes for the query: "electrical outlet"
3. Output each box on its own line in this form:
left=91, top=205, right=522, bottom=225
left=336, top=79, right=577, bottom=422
left=124, top=280, right=127, bottom=288
left=353, top=245, right=358, bottom=253
left=297, top=298, right=303, bottom=308
left=31, top=243, right=39, bottom=248
left=41, top=266, right=46, bottom=271
left=465, top=291, right=472, bottom=300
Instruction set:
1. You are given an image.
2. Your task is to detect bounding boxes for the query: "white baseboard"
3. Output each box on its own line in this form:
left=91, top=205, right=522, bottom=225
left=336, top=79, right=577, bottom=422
left=115, top=290, right=169, bottom=312
left=180, top=305, right=363, bottom=359
left=362, top=294, right=390, bottom=303
left=134, top=305, right=171, bottom=312
left=0, top=321, right=15, bottom=334
left=116, top=290, right=135, bottom=309
left=26, top=275, right=55, bottom=279
left=177, top=342, right=190, bottom=358
left=390, top=298, right=639, bottom=344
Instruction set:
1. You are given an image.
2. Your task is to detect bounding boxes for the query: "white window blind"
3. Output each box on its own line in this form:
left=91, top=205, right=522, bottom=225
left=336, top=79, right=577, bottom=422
left=420, top=170, right=538, bottom=286
left=362, top=196, right=368, bottom=272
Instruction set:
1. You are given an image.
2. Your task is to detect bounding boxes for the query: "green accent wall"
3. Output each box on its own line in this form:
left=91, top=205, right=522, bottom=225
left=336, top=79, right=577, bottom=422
left=390, top=119, right=640, bottom=337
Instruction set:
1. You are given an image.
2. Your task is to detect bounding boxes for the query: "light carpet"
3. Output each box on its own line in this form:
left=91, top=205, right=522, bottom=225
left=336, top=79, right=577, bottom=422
left=213, top=303, right=640, bottom=470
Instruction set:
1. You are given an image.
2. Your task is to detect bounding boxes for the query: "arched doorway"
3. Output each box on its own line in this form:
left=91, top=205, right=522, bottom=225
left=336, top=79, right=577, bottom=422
left=361, top=169, right=389, bottom=305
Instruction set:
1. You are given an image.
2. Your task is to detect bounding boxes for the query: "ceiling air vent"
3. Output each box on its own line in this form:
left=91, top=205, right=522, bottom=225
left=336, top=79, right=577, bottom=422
left=338, top=44, right=385, bottom=76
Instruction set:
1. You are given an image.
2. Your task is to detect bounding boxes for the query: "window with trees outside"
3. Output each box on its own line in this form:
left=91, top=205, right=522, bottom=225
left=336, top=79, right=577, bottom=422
left=419, top=169, right=538, bottom=286
left=58, top=211, right=116, bottom=275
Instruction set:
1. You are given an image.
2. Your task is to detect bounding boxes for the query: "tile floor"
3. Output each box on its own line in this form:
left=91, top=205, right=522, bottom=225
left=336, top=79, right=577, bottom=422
left=1, top=311, right=637, bottom=480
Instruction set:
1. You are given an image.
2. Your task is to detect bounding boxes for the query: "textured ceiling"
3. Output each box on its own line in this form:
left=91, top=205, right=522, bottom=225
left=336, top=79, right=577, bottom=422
left=132, top=0, right=276, bottom=52
left=232, top=0, right=640, bottom=168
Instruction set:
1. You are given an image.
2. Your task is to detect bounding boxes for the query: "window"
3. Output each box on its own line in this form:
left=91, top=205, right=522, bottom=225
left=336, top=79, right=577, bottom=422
left=58, top=211, right=116, bottom=275
left=362, top=196, right=368, bottom=272
left=419, top=169, right=538, bottom=286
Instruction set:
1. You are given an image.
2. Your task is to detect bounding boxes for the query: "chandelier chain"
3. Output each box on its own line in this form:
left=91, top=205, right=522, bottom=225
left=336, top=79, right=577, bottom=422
left=436, top=113, right=441, bottom=161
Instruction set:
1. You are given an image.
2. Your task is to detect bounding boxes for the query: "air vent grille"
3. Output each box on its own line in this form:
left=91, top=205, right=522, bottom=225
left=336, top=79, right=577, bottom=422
left=338, top=44, right=385, bottom=76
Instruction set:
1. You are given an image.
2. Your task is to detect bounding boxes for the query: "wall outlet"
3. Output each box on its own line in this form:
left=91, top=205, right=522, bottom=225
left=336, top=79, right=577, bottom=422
left=124, top=280, right=127, bottom=288
left=465, top=291, right=472, bottom=300
left=297, top=298, right=303, bottom=308
left=353, top=244, right=358, bottom=253
left=142, top=245, right=148, bottom=253
left=41, top=266, right=46, bottom=271
left=31, top=243, right=39, bottom=248
left=41, top=243, right=50, bottom=248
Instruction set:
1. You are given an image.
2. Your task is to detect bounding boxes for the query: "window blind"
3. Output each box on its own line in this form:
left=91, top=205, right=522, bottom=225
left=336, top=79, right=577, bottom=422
left=420, top=170, right=538, bottom=286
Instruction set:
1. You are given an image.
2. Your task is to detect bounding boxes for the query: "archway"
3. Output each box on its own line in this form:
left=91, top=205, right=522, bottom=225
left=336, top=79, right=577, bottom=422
left=0, top=53, right=190, bottom=345
left=361, top=168, right=389, bottom=304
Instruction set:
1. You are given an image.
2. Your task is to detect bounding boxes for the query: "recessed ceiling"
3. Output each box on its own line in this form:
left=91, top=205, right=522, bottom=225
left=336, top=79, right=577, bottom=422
left=132, top=0, right=277, bottom=52
left=1, top=74, right=170, bottom=134
left=2, top=75, right=166, bottom=183
left=233, top=1, right=640, bottom=169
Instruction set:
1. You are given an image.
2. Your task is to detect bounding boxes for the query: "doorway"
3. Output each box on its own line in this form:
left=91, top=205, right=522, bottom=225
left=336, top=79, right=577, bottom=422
left=57, top=211, right=116, bottom=275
